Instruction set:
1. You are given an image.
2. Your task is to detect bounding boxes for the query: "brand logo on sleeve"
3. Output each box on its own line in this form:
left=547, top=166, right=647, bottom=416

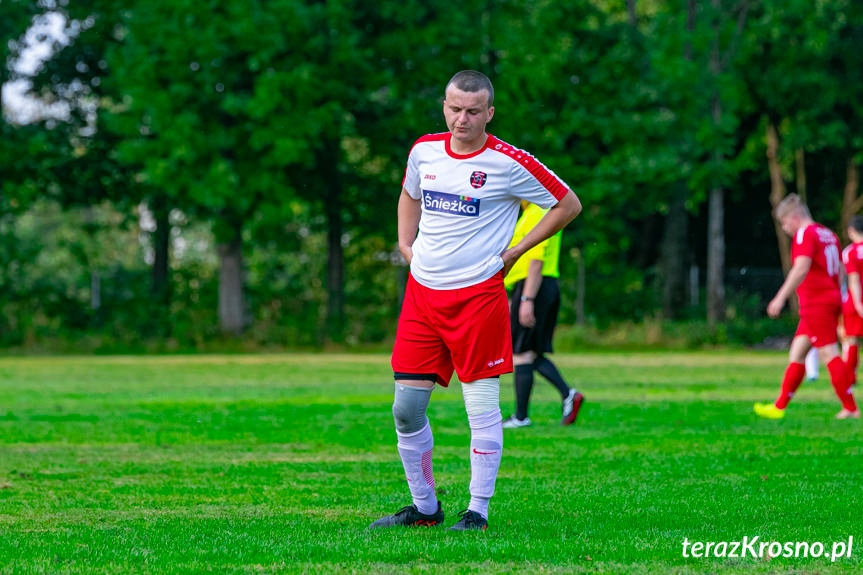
left=422, top=190, right=480, bottom=217
left=470, top=171, right=487, bottom=189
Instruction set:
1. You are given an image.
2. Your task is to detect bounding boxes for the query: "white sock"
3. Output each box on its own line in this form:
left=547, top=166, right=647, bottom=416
left=467, top=408, right=503, bottom=519
left=805, top=348, right=819, bottom=379
left=396, top=420, right=437, bottom=515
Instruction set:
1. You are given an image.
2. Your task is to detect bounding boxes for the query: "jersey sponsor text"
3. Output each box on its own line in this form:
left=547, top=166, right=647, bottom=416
left=422, top=189, right=481, bottom=217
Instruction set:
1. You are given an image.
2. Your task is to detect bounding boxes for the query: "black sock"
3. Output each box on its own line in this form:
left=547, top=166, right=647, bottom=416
left=514, top=364, right=534, bottom=420
left=534, top=356, right=571, bottom=398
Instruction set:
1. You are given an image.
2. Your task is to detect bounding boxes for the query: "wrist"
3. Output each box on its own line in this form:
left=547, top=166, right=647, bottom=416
left=520, top=296, right=535, bottom=302
left=506, top=245, right=525, bottom=261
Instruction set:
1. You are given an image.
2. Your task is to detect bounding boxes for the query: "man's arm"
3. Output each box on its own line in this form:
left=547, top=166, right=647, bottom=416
left=849, top=272, right=863, bottom=318
left=518, top=259, right=544, bottom=328
left=501, top=190, right=581, bottom=276
left=398, top=187, right=421, bottom=264
left=767, top=256, right=812, bottom=318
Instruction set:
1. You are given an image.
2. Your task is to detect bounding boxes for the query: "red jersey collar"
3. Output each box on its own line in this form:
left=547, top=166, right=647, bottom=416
left=445, top=132, right=492, bottom=159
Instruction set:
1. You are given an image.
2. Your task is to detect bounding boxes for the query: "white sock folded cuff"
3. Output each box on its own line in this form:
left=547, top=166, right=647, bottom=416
left=462, top=377, right=500, bottom=418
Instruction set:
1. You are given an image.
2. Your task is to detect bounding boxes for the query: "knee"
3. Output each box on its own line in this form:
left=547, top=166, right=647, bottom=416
left=818, top=344, right=840, bottom=364
left=392, top=384, right=432, bottom=434
left=462, top=377, right=501, bottom=419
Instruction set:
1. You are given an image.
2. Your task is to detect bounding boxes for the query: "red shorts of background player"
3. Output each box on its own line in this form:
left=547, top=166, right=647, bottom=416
left=795, top=304, right=841, bottom=347
left=842, top=299, right=863, bottom=337
left=392, top=271, right=513, bottom=386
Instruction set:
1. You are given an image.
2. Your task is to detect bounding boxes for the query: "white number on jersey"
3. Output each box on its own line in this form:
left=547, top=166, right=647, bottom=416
left=825, top=244, right=841, bottom=277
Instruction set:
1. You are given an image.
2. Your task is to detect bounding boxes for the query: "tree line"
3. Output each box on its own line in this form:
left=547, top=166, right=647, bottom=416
left=1, top=0, right=862, bottom=350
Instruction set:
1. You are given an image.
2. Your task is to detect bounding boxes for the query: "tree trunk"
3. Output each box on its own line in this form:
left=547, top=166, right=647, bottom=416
left=686, top=0, right=696, bottom=59
left=795, top=148, right=807, bottom=202
left=325, top=145, right=345, bottom=344
left=706, top=186, right=725, bottom=324
left=706, top=0, right=725, bottom=325
left=660, top=183, right=689, bottom=318
left=151, top=195, right=171, bottom=305
left=841, top=158, right=862, bottom=243
left=575, top=248, right=586, bottom=326
left=217, top=225, right=245, bottom=336
left=658, top=0, right=695, bottom=320
left=626, top=0, right=637, bottom=27
left=90, top=271, right=101, bottom=310
left=766, top=122, right=791, bottom=274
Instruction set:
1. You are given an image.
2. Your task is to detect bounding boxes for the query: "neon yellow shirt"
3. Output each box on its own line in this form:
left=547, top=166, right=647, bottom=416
left=504, top=203, right=561, bottom=289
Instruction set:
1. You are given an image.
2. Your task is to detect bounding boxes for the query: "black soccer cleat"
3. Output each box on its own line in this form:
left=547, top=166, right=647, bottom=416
left=368, top=502, right=444, bottom=529
left=448, top=509, right=488, bottom=531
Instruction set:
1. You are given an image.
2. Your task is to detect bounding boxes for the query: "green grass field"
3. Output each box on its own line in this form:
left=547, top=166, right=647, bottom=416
left=1, top=352, right=861, bottom=574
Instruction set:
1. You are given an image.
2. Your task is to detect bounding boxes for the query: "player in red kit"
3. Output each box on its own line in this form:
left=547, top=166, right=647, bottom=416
left=841, top=216, right=863, bottom=386
left=755, top=194, right=859, bottom=419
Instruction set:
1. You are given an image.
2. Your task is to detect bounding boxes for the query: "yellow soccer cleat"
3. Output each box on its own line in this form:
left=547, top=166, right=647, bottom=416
left=754, top=402, right=786, bottom=419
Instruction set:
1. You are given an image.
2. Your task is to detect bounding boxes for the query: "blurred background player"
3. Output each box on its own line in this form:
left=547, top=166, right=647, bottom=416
left=755, top=194, right=859, bottom=419
left=805, top=348, right=820, bottom=381
left=501, top=201, right=584, bottom=429
left=841, top=215, right=863, bottom=386
left=371, top=70, right=581, bottom=532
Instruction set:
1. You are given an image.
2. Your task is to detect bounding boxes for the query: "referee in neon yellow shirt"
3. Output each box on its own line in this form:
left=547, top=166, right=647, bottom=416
left=502, top=202, right=584, bottom=428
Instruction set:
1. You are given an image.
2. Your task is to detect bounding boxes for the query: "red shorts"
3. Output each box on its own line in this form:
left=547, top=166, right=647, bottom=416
left=392, top=272, right=513, bottom=386
left=842, top=310, right=863, bottom=337
left=795, top=305, right=841, bottom=347
left=843, top=303, right=863, bottom=337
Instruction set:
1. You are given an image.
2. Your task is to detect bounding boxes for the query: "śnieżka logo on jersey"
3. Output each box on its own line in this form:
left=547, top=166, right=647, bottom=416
left=422, top=190, right=480, bottom=217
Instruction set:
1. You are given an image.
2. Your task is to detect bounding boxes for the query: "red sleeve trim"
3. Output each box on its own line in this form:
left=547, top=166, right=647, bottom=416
left=524, top=155, right=569, bottom=201
left=487, top=136, right=569, bottom=201
left=414, top=132, right=450, bottom=146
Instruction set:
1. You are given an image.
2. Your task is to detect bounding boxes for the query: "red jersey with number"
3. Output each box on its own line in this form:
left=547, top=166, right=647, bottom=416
left=793, top=223, right=841, bottom=311
left=842, top=241, right=863, bottom=314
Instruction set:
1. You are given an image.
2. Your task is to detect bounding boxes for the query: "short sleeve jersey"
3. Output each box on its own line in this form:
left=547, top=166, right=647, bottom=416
left=792, top=223, right=842, bottom=310
left=402, top=133, right=569, bottom=290
left=841, top=241, right=863, bottom=311
left=503, top=203, right=562, bottom=289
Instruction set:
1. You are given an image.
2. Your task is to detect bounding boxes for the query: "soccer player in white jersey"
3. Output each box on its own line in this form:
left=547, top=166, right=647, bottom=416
left=369, top=70, right=581, bottom=531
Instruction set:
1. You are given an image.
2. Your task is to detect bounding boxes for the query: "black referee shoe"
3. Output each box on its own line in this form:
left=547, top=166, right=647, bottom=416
left=448, top=509, right=488, bottom=531
left=368, top=502, right=444, bottom=529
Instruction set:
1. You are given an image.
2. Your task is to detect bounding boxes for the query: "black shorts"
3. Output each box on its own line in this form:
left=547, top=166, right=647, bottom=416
left=509, top=277, right=560, bottom=355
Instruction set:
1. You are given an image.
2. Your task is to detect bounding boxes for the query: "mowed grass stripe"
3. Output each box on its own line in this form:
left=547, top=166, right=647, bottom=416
left=0, top=352, right=861, bottom=574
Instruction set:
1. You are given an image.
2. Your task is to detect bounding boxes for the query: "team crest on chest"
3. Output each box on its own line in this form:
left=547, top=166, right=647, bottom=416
left=469, top=171, right=487, bottom=189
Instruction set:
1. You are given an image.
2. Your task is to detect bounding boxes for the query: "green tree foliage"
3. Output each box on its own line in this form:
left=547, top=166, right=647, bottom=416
left=3, top=0, right=863, bottom=350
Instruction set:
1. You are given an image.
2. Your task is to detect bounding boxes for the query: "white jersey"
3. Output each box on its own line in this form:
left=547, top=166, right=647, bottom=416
left=402, top=132, right=570, bottom=290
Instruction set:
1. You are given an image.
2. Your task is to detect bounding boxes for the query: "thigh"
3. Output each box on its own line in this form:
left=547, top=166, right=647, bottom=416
left=799, top=307, right=840, bottom=348
left=508, top=279, right=531, bottom=353
left=444, top=273, right=514, bottom=383
left=844, top=310, right=863, bottom=338
left=532, top=277, right=560, bottom=354
left=391, top=276, right=455, bottom=386
left=789, top=334, right=813, bottom=363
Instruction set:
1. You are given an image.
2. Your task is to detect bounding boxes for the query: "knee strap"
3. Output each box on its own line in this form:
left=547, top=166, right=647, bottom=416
left=392, top=383, right=433, bottom=434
